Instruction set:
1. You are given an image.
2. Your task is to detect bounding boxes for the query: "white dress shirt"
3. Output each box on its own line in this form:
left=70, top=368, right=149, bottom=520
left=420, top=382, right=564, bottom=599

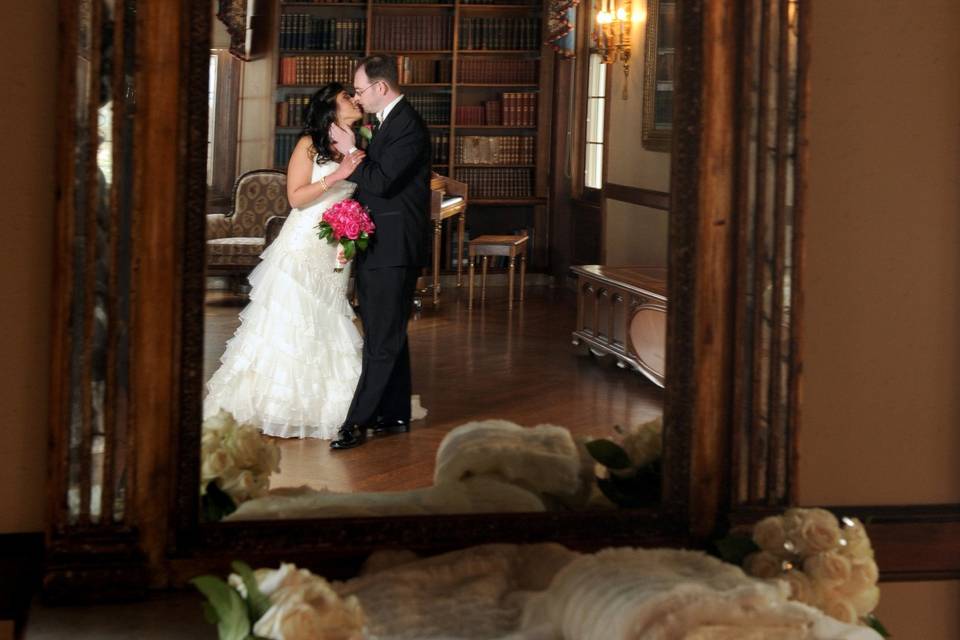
left=377, top=94, right=405, bottom=125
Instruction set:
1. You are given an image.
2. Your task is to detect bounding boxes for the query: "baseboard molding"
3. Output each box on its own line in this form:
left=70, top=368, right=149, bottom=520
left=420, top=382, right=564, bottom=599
left=730, top=504, right=960, bottom=582
left=0, top=532, right=44, bottom=636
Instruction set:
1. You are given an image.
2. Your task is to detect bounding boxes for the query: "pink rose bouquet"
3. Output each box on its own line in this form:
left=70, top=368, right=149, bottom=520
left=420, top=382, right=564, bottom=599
left=316, top=199, right=375, bottom=266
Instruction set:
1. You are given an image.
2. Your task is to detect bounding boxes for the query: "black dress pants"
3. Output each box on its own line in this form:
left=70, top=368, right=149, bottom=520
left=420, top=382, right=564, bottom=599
left=342, top=265, right=420, bottom=427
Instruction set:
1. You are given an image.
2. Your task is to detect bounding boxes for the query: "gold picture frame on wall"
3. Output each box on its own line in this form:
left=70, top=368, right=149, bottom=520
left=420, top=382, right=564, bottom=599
left=642, top=0, right=675, bottom=152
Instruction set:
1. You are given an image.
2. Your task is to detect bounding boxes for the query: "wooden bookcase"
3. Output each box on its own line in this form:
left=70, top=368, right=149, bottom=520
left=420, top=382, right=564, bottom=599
left=272, top=0, right=553, bottom=271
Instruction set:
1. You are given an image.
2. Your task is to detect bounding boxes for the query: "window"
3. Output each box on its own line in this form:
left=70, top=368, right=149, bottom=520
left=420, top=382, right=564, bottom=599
left=584, top=52, right=607, bottom=190
left=206, top=49, right=241, bottom=211
left=207, top=53, right=218, bottom=186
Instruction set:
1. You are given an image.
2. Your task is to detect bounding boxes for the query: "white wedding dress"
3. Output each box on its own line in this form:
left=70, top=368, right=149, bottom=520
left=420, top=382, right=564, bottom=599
left=204, top=160, right=365, bottom=439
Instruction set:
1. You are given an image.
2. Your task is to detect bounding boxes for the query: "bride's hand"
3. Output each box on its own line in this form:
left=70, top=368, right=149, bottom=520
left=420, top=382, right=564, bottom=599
left=336, top=245, right=348, bottom=265
left=337, top=150, right=365, bottom=178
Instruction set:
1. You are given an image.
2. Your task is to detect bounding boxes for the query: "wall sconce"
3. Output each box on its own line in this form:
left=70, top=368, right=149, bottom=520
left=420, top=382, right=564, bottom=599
left=593, top=0, right=641, bottom=99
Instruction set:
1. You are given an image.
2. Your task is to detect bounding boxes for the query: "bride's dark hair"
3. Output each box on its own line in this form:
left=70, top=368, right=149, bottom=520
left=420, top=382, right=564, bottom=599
left=302, top=82, right=349, bottom=164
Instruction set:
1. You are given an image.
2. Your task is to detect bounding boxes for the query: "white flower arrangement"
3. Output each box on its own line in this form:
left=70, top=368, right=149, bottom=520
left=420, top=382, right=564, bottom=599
left=194, top=561, right=365, bottom=640
left=201, top=410, right=281, bottom=520
left=585, top=417, right=663, bottom=507
left=733, top=508, right=887, bottom=636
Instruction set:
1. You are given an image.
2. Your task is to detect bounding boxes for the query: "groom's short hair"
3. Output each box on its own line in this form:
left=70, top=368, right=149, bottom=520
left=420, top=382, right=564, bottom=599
left=356, top=55, right=400, bottom=92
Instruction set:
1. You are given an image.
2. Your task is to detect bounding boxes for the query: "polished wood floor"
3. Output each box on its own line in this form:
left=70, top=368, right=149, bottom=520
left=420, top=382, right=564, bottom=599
left=204, top=284, right=663, bottom=493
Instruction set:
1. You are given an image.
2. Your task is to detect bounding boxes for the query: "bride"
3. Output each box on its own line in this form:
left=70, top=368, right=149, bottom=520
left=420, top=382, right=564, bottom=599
left=204, top=82, right=423, bottom=439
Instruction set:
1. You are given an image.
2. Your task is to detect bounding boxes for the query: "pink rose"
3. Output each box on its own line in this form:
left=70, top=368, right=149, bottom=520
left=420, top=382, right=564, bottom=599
left=343, top=219, right=361, bottom=240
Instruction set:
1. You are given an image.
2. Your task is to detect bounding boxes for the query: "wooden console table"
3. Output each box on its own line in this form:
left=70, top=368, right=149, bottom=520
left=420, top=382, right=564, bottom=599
left=570, top=265, right=667, bottom=387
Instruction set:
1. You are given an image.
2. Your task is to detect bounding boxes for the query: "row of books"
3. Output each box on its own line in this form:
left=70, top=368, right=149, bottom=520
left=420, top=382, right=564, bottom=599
left=454, top=167, right=534, bottom=198
left=279, top=55, right=354, bottom=85
left=275, top=132, right=300, bottom=168
left=456, top=135, right=535, bottom=165
left=276, top=95, right=312, bottom=128
left=279, top=16, right=365, bottom=51
left=458, top=57, right=538, bottom=84
left=455, top=92, right=536, bottom=126
left=371, top=16, right=453, bottom=51
left=407, top=93, right=451, bottom=125
left=459, top=18, right=541, bottom=50
left=430, top=133, right=451, bottom=164
left=397, top=56, right=452, bottom=84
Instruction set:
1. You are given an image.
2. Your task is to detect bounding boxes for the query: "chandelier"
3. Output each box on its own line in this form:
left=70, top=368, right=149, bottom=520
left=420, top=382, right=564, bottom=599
left=593, top=0, right=642, bottom=99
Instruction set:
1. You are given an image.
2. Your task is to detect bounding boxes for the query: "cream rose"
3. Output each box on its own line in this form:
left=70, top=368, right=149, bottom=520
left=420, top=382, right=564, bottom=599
left=620, top=417, right=663, bottom=468
left=251, top=570, right=366, bottom=640
left=849, top=584, right=880, bottom=616
left=818, top=591, right=859, bottom=625
left=791, top=508, right=842, bottom=554
left=752, top=515, right=788, bottom=556
left=744, top=551, right=785, bottom=579
left=781, top=569, right=818, bottom=607
left=201, top=448, right=233, bottom=485
left=230, top=425, right=265, bottom=469
left=839, top=518, right=874, bottom=559
left=803, top=552, right=852, bottom=588
left=220, top=469, right=260, bottom=502
left=839, top=557, right=879, bottom=596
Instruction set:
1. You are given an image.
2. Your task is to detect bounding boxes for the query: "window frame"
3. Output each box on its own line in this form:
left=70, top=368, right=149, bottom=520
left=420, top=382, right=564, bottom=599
left=206, top=49, right=242, bottom=212
left=571, top=0, right=612, bottom=204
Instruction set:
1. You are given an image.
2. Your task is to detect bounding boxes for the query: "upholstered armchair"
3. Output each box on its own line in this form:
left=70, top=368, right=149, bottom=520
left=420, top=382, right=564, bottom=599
left=206, top=169, right=291, bottom=282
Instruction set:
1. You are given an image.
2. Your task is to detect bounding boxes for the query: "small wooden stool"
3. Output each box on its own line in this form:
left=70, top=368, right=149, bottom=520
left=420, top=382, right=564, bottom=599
left=467, top=235, right=528, bottom=309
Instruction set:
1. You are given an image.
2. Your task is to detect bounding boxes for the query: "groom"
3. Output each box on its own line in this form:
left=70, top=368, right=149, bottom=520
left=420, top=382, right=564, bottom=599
left=331, top=55, right=432, bottom=450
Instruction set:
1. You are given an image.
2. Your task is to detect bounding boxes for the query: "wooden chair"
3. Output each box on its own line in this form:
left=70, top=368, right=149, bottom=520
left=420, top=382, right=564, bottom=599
left=423, top=173, right=468, bottom=306
left=467, top=234, right=528, bottom=309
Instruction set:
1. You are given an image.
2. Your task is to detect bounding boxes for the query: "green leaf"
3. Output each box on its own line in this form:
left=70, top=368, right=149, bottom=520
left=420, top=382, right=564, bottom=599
left=202, top=601, right=220, bottom=625
left=191, top=575, right=251, bottom=640
left=356, top=236, right=368, bottom=251
left=713, top=533, right=760, bottom=566
left=585, top=439, right=633, bottom=470
left=343, top=240, right=356, bottom=260
left=231, top=561, right=271, bottom=621
left=864, top=614, right=891, bottom=638
left=201, top=481, right=237, bottom=522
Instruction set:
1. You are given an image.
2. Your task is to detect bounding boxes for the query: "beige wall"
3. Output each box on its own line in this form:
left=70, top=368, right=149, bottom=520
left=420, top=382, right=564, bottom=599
left=802, top=1, right=960, bottom=637
left=802, top=0, right=960, bottom=506
left=603, top=0, right=670, bottom=266
left=212, top=0, right=277, bottom=174
left=0, top=3, right=57, bottom=533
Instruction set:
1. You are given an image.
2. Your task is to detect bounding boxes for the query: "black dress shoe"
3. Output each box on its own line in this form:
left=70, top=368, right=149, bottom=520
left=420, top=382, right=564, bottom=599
left=330, top=425, right=367, bottom=450
left=372, top=419, right=410, bottom=435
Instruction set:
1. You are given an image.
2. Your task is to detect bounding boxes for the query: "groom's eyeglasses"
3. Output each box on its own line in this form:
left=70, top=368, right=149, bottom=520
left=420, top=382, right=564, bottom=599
left=352, top=80, right=383, bottom=97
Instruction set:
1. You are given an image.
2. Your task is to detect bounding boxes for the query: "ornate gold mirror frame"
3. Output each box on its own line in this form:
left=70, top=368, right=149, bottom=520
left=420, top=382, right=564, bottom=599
left=45, top=0, right=812, bottom=599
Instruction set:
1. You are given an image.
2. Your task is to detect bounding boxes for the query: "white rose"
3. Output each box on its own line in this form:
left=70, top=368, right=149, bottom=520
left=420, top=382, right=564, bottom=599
left=791, top=508, right=842, bottom=554
left=839, top=557, right=879, bottom=596
left=753, top=516, right=788, bottom=556
left=620, top=418, right=663, bottom=468
left=253, top=575, right=365, bottom=640
left=230, top=426, right=265, bottom=469
left=203, top=409, right=237, bottom=434
left=817, top=591, right=859, bottom=624
left=257, top=440, right=282, bottom=475
left=839, top=518, right=874, bottom=559
left=201, top=448, right=234, bottom=485
left=782, top=569, right=818, bottom=607
left=848, top=584, right=880, bottom=616
left=744, top=552, right=785, bottom=579
left=803, top=552, right=852, bottom=588
left=220, top=469, right=258, bottom=503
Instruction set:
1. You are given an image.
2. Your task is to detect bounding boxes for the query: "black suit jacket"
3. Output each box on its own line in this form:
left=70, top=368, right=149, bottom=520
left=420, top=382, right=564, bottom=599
left=348, top=98, right=432, bottom=270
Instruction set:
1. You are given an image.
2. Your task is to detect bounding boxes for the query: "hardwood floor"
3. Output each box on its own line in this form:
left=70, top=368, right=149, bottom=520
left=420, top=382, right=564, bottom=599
left=204, top=285, right=663, bottom=493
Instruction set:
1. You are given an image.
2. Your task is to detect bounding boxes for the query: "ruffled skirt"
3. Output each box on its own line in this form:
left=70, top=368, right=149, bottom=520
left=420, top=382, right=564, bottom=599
left=204, top=199, right=363, bottom=439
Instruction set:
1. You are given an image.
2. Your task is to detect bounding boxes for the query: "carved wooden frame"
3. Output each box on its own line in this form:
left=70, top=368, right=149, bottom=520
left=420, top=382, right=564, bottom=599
left=46, top=0, right=844, bottom=598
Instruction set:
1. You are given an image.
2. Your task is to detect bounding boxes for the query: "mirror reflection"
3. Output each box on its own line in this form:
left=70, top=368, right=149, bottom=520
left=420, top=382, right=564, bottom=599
left=200, top=0, right=670, bottom=520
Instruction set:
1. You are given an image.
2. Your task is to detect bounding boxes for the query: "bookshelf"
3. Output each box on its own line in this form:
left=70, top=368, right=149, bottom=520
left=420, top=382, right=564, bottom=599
left=273, top=0, right=553, bottom=270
